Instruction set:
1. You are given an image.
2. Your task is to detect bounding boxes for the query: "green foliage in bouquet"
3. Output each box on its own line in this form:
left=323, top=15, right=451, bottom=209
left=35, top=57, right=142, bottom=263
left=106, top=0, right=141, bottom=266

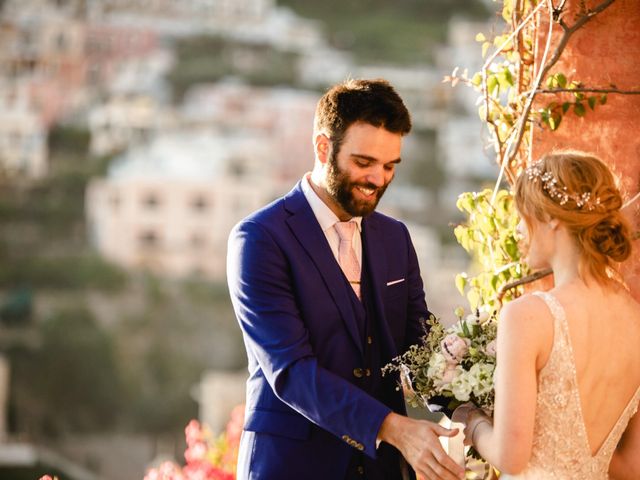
left=454, top=188, right=527, bottom=311
left=383, top=311, right=498, bottom=413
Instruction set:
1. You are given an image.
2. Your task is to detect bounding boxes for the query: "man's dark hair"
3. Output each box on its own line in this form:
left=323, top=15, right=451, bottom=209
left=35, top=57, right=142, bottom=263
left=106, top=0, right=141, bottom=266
left=314, top=78, right=412, bottom=153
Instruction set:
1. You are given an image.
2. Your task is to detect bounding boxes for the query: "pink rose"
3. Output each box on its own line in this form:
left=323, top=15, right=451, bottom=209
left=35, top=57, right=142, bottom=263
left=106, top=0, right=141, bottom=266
left=441, top=334, right=470, bottom=364
left=436, top=364, right=460, bottom=388
left=485, top=340, right=497, bottom=357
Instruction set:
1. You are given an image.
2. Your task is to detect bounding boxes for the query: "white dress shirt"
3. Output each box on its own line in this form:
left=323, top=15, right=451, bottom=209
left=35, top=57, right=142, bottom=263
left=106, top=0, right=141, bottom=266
left=300, top=173, right=362, bottom=266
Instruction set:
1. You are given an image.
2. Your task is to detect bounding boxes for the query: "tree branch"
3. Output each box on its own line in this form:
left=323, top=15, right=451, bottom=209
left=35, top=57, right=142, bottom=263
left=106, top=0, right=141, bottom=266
left=503, top=0, right=617, bottom=174
left=497, top=267, right=553, bottom=303
left=534, top=87, right=640, bottom=95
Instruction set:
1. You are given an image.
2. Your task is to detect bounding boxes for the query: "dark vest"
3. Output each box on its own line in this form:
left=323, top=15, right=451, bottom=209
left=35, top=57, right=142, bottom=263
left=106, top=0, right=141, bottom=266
left=341, top=240, right=405, bottom=480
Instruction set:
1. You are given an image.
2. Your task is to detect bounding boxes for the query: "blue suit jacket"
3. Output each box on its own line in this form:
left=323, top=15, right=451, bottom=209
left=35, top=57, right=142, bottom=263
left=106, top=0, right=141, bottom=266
left=227, top=182, right=430, bottom=479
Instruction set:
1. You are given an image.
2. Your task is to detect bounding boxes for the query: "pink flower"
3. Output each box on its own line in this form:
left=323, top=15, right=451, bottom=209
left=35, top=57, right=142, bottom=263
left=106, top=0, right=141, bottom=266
left=185, top=420, right=204, bottom=446
left=184, top=440, right=208, bottom=463
left=485, top=340, right=497, bottom=357
left=39, top=476, right=56, bottom=480
left=144, top=461, right=185, bottom=480
left=436, top=364, right=460, bottom=388
left=441, top=334, right=470, bottom=364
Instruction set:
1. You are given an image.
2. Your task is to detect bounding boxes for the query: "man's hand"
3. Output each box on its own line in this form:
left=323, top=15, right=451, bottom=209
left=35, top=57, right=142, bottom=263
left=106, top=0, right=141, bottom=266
left=377, top=412, right=465, bottom=480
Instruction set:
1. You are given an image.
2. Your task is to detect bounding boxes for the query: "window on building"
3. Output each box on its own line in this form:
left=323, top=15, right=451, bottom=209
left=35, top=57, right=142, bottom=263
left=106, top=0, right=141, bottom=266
left=228, top=159, right=246, bottom=178
left=190, top=233, right=206, bottom=249
left=142, top=192, right=161, bottom=209
left=110, top=194, right=120, bottom=210
left=191, top=194, right=209, bottom=213
left=139, top=230, right=160, bottom=248
left=56, top=32, right=67, bottom=52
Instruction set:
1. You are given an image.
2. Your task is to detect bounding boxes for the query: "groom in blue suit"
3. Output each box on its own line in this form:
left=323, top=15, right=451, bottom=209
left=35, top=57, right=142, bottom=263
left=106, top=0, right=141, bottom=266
left=227, top=79, right=464, bottom=480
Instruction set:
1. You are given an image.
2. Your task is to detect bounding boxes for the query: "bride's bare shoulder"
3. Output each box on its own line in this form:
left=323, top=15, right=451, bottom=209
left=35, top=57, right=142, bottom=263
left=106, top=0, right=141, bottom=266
left=499, top=292, right=553, bottom=326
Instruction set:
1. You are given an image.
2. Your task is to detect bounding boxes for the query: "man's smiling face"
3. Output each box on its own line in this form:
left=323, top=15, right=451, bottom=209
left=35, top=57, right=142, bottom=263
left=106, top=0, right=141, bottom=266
left=324, top=122, right=402, bottom=219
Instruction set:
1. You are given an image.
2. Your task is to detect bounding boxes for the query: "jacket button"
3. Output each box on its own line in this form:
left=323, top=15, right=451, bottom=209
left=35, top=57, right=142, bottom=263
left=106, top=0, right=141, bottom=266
left=353, top=368, right=364, bottom=378
left=367, top=336, right=373, bottom=345
left=365, top=368, right=371, bottom=377
left=357, top=466, right=365, bottom=474
left=342, top=435, right=350, bottom=442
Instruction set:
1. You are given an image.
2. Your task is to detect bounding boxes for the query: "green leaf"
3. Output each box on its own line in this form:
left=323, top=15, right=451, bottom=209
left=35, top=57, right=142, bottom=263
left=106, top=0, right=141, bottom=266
left=562, top=102, right=571, bottom=114
left=505, top=237, right=519, bottom=259
left=556, top=73, right=567, bottom=89
left=588, top=96, right=597, bottom=110
left=549, top=114, right=561, bottom=131
left=487, top=74, right=499, bottom=95
left=471, top=72, right=482, bottom=87
left=540, top=108, right=550, bottom=123
left=471, top=324, right=480, bottom=337
left=600, top=94, right=608, bottom=105
left=574, top=102, right=586, bottom=117
left=546, top=75, right=555, bottom=89
left=467, top=289, right=480, bottom=311
left=461, top=320, right=471, bottom=338
left=475, top=33, right=486, bottom=42
left=482, top=42, right=491, bottom=58
left=455, top=274, right=468, bottom=295
left=490, top=274, right=500, bottom=292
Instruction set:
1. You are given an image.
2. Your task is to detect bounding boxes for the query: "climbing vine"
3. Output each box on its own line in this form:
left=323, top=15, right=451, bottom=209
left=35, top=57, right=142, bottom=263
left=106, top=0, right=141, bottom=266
left=445, top=0, right=639, bottom=310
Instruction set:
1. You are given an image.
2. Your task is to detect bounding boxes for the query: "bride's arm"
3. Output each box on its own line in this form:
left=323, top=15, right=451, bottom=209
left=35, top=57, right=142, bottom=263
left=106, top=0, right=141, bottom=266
left=609, top=410, right=640, bottom=480
left=468, top=296, right=548, bottom=475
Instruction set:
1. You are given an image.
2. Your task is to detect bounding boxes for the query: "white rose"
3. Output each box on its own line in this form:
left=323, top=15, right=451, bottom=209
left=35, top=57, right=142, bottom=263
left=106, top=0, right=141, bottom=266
left=466, top=313, right=480, bottom=326
left=450, top=368, right=473, bottom=401
left=477, top=310, right=490, bottom=324
left=469, top=363, right=495, bottom=397
left=427, top=353, right=447, bottom=381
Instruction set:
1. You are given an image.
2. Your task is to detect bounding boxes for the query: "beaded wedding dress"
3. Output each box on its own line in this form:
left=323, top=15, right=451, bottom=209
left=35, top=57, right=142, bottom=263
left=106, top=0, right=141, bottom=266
left=502, top=291, right=640, bottom=479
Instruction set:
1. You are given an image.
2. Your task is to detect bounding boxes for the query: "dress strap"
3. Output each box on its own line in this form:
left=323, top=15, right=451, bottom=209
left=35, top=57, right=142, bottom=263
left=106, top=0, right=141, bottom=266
left=531, top=291, right=568, bottom=336
left=531, top=291, right=566, bottom=325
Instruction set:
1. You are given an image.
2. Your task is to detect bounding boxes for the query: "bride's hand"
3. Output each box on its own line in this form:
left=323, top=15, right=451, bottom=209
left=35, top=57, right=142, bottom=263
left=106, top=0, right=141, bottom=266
left=463, top=409, right=492, bottom=447
left=452, top=403, right=492, bottom=446
left=451, top=402, right=478, bottom=426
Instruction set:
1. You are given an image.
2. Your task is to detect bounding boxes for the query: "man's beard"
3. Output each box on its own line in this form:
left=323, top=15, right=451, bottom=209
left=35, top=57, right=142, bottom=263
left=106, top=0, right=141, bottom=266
left=325, top=150, right=389, bottom=217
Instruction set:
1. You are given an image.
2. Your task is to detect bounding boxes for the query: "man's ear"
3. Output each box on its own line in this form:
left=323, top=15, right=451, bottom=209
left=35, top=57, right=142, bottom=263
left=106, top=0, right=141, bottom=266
left=314, top=133, right=331, bottom=165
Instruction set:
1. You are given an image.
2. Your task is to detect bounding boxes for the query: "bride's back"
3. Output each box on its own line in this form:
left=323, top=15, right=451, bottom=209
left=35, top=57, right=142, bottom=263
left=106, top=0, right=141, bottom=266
left=553, top=282, right=640, bottom=455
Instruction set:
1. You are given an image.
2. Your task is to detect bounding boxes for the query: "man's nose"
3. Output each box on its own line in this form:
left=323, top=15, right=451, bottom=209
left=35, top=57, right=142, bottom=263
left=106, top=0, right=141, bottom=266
left=367, top=167, right=387, bottom=187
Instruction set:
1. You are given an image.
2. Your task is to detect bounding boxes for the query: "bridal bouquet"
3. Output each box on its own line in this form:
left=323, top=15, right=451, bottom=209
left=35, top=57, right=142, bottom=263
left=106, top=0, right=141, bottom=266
left=383, top=307, right=498, bottom=412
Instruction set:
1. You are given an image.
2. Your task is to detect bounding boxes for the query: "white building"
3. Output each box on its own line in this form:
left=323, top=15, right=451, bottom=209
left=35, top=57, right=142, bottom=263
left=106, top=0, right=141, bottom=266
left=86, top=131, right=279, bottom=280
left=436, top=18, right=499, bottom=203
left=85, top=0, right=324, bottom=52
left=0, top=84, right=47, bottom=178
left=181, top=81, right=317, bottom=185
left=89, top=94, right=176, bottom=156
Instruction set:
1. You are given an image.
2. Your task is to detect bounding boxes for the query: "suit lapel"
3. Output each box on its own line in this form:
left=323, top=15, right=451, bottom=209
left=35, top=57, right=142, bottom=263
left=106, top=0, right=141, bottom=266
left=284, top=184, right=364, bottom=355
left=362, top=215, right=398, bottom=359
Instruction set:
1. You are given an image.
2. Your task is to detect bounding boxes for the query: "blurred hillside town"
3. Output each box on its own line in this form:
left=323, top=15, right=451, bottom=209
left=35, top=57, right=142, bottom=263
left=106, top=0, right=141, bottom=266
left=0, top=0, right=498, bottom=478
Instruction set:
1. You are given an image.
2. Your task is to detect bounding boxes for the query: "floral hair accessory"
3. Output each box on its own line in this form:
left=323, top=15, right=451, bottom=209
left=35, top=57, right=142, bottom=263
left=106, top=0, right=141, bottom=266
left=525, top=161, right=601, bottom=211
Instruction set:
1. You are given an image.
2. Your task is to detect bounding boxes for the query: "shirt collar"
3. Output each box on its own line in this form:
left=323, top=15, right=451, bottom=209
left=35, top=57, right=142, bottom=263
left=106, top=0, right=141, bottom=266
left=301, top=173, right=362, bottom=233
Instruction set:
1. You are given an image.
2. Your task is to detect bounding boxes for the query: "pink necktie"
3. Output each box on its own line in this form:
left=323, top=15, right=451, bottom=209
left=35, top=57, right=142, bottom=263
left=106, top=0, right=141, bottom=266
left=334, top=221, right=361, bottom=300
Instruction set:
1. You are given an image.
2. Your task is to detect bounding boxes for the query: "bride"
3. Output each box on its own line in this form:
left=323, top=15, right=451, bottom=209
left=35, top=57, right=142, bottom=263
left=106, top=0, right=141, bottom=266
left=455, top=152, right=640, bottom=479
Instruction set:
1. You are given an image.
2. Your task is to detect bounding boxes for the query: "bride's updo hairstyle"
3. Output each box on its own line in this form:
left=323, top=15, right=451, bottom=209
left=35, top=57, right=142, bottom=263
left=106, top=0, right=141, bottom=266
left=514, top=151, right=632, bottom=286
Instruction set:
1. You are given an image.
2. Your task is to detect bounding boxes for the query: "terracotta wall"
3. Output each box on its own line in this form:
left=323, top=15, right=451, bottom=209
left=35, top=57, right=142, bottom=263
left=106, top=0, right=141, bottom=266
left=530, top=0, right=640, bottom=300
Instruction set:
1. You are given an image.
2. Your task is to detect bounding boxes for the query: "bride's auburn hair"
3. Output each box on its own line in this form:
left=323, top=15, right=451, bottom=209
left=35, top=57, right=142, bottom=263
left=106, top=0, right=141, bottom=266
left=514, top=151, right=632, bottom=287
